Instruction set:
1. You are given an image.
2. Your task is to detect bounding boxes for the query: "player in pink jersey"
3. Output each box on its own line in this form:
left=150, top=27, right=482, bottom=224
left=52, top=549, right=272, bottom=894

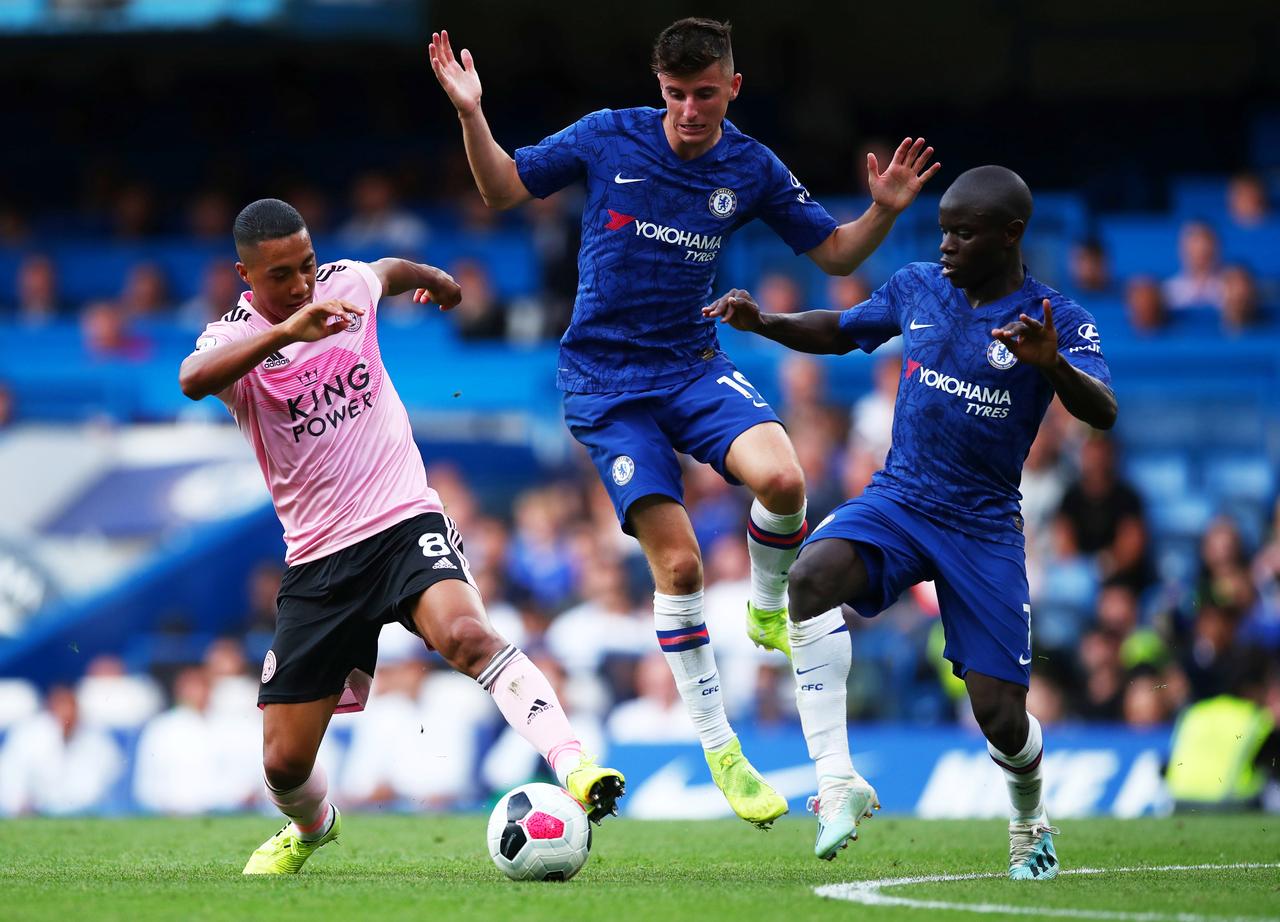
left=180, top=199, right=624, bottom=875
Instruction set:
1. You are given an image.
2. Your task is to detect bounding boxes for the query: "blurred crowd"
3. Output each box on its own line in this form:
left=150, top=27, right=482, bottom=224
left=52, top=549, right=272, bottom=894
left=3, top=348, right=1278, bottom=815
left=4, top=169, right=1278, bottom=367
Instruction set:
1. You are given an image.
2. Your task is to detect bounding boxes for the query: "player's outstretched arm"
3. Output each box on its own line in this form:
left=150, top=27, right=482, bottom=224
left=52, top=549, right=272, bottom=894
left=370, top=258, right=462, bottom=309
left=992, top=298, right=1118, bottom=430
left=703, top=289, right=856, bottom=355
left=178, top=300, right=364, bottom=401
left=428, top=31, right=532, bottom=210
left=807, top=137, right=941, bottom=275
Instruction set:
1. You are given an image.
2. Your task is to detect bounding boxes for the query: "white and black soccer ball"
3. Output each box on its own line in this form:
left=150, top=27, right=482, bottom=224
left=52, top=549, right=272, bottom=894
left=486, top=783, right=592, bottom=881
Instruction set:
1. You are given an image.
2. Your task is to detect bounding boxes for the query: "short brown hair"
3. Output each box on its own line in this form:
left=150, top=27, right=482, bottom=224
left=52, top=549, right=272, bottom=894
left=651, top=18, right=733, bottom=76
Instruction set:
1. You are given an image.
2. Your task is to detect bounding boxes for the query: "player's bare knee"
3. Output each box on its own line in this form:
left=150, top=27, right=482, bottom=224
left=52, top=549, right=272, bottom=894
left=755, top=466, right=805, bottom=512
left=786, top=557, right=826, bottom=622
left=262, top=747, right=314, bottom=792
left=438, top=614, right=503, bottom=678
left=973, top=695, right=1027, bottom=755
left=652, top=551, right=703, bottom=596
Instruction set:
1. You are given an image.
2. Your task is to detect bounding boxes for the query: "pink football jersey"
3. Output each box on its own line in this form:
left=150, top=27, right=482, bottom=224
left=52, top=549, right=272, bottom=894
left=193, top=259, right=442, bottom=565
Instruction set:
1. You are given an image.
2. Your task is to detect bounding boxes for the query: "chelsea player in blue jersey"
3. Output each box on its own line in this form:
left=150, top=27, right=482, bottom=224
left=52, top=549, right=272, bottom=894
left=705, top=165, right=1117, bottom=873
left=430, top=18, right=938, bottom=826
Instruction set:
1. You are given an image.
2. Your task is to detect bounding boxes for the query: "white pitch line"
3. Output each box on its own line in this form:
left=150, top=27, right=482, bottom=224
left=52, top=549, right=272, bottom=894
left=815, top=862, right=1280, bottom=922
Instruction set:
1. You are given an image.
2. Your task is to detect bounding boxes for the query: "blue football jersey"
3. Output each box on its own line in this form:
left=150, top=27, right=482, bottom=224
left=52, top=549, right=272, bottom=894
left=838, top=262, right=1112, bottom=546
left=515, top=107, right=838, bottom=393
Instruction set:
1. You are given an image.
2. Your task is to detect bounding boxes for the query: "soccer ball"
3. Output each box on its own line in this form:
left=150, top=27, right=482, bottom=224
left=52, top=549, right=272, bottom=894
left=487, top=782, right=592, bottom=881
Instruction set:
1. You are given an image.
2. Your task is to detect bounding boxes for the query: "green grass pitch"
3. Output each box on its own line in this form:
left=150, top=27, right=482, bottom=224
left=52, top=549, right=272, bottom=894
left=1, top=815, right=1275, bottom=921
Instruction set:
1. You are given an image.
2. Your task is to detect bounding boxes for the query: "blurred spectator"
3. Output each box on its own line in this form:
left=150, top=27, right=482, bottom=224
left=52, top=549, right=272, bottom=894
left=81, top=300, right=151, bottom=361
left=186, top=189, right=234, bottom=241
left=524, top=191, right=581, bottom=338
left=777, top=354, right=832, bottom=434
left=1025, top=672, right=1067, bottom=726
left=204, top=637, right=257, bottom=717
left=284, top=182, right=334, bottom=235
left=339, top=170, right=428, bottom=251
left=506, top=487, right=577, bottom=609
left=825, top=273, right=871, bottom=310
left=1020, top=413, right=1071, bottom=575
left=1068, top=238, right=1116, bottom=297
left=1181, top=604, right=1241, bottom=701
left=1096, top=584, right=1141, bottom=637
left=112, top=183, right=158, bottom=239
left=450, top=259, right=508, bottom=341
left=756, top=272, right=804, bottom=315
left=1220, top=264, right=1261, bottom=334
left=1226, top=172, right=1270, bottom=228
left=178, top=260, right=242, bottom=328
left=1122, top=664, right=1174, bottom=727
left=546, top=554, right=648, bottom=677
left=119, top=262, right=173, bottom=316
left=0, top=381, right=12, bottom=429
left=1124, top=276, right=1168, bottom=335
left=339, top=627, right=486, bottom=808
left=14, top=254, right=67, bottom=323
left=683, top=460, right=742, bottom=554
left=1056, top=434, right=1154, bottom=593
left=702, top=536, right=772, bottom=718
left=1196, top=517, right=1257, bottom=619
left=0, top=685, right=125, bottom=816
left=0, top=679, right=38, bottom=729
left=76, top=654, right=164, bottom=729
left=1163, top=221, right=1225, bottom=310
left=132, top=666, right=259, bottom=814
left=1076, top=627, right=1124, bottom=720
left=605, top=652, right=699, bottom=743
left=1166, top=648, right=1280, bottom=810
left=850, top=351, right=899, bottom=463
left=1035, top=517, right=1099, bottom=653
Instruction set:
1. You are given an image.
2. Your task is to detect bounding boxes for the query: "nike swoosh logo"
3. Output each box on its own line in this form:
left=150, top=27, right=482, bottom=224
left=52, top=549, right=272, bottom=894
left=752, top=400, right=768, bottom=408
left=1018, top=654, right=1032, bottom=665
left=796, top=664, right=827, bottom=675
left=909, top=320, right=934, bottom=330
left=614, top=173, right=645, bottom=184
left=697, top=673, right=718, bottom=684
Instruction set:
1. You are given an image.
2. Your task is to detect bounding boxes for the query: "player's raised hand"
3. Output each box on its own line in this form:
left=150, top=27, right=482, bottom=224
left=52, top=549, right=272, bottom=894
left=867, top=137, right=941, bottom=214
left=429, top=31, right=483, bottom=116
left=992, top=298, right=1060, bottom=369
left=411, top=266, right=463, bottom=311
left=702, top=288, right=763, bottom=332
left=281, top=299, right=365, bottom=343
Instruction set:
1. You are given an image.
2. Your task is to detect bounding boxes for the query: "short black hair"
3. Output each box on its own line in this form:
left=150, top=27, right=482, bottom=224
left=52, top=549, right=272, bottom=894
left=233, top=198, right=306, bottom=258
left=651, top=18, right=733, bottom=76
left=942, top=165, right=1034, bottom=225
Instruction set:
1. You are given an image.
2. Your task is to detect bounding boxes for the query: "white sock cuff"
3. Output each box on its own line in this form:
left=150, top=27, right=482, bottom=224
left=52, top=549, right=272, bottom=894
left=654, top=590, right=704, bottom=619
left=750, top=497, right=807, bottom=533
left=988, top=712, right=1043, bottom=766
left=788, top=607, right=844, bottom=645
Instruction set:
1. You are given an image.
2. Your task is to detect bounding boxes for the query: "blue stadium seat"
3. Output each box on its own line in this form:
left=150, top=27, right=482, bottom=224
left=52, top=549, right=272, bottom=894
left=1097, top=215, right=1181, bottom=278
left=1126, top=452, right=1192, bottom=506
left=0, top=0, right=41, bottom=30
left=127, top=0, right=232, bottom=27
left=1170, top=175, right=1228, bottom=222
left=1203, top=454, right=1276, bottom=503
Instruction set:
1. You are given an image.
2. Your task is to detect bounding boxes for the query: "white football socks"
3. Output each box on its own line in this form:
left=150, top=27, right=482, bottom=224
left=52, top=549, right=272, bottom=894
left=747, top=499, right=808, bottom=611
left=654, top=590, right=735, bottom=752
left=789, top=607, right=855, bottom=795
left=988, top=713, right=1046, bottom=823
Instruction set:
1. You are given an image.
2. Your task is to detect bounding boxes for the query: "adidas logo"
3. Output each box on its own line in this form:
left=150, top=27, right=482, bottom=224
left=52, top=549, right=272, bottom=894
left=432, top=557, right=457, bottom=570
left=263, top=351, right=290, bottom=370
left=526, top=698, right=552, bottom=724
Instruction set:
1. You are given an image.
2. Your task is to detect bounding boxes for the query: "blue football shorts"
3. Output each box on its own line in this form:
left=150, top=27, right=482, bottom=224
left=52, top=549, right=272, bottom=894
left=563, top=354, right=781, bottom=532
left=803, top=490, right=1033, bottom=686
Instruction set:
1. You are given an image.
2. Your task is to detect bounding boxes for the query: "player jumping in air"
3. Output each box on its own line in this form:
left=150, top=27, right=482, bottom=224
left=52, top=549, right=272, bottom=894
left=179, top=199, right=625, bottom=875
left=429, top=18, right=938, bottom=826
left=704, top=166, right=1116, bottom=874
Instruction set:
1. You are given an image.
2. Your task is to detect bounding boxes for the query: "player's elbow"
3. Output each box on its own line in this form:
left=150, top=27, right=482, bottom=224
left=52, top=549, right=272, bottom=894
left=178, top=363, right=209, bottom=401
